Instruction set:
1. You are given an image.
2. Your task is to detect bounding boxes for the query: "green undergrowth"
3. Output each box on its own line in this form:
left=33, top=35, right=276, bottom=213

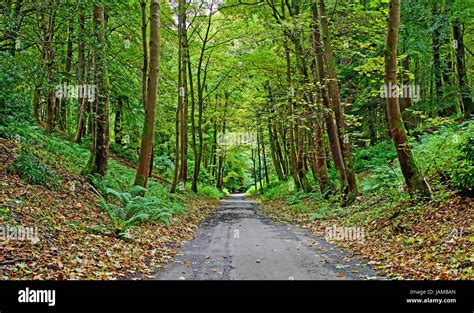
left=194, top=184, right=229, bottom=199
left=0, top=123, right=222, bottom=237
left=257, top=119, right=473, bottom=226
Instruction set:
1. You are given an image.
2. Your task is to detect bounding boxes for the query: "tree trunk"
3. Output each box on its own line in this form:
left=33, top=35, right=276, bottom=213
left=268, top=120, right=286, bottom=181
left=32, top=86, right=42, bottom=125
left=83, top=4, right=109, bottom=177
left=284, top=39, right=302, bottom=190
left=384, top=0, right=430, bottom=195
left=3, top=0, right=23, bottom=56
left=265, top=83, right=286, bottom=181
left=292, top=35, right=312, bottom=192
left=74, top=11, right=86, bottom=143
left=216, top=113, right=226, bottom=190
left=311, top=3, right=347, bottom=193
left=192, top=13, right=212, bottom=192
left=314, top=120, right=329, bottom=193
left=453, top=20, right=473, bottom=116
left=39, top=1, right=56, bottom=134
left=60, top=15, right=74, bottom=132
left=114, top=96, right=123, bottom=145
left=179, top=0, right=188, bottom=185
left=170, top=98, right=181, bottom=192
left=189, top=46, right=199, bottom=192
left=171, top=0, right=184, bottom=193
left=257, top=130, right=263, bottom=190
left=140, top=0, right=148, bottom=112
left=432, top=2, right=443, bottom=100
left=134, top=0, right=160, bottom=187
left=251, top=148, right=257, bottom=192
left=277, top=122, right=289, bottom=177
left=211, top=119, right=218, bottom=179
left=317, top=0, right=356, bottom=197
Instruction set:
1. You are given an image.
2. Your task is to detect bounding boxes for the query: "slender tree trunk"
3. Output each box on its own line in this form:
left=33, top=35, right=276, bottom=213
left=317, top=0, right=356, bottom=197
left=268, top=120, right=285, bottom=181
left=314, top=120, right=329, bottom=193
left=284, top=39, right=302, bottom=190
left=432, top=2, right=443, bottom=100
left=83, top=4, right=109, bottom=177
left=277, top=122, right=289, bottom=177
left=400, top=55, right=412, bottom=112
left=260, top=127, right=269, bottom=186
left=171, top=1, right=184, bottom=192
left=202, top=118, right=209, bottom=170
left=75, top=11, right=86, bottom=143
left=134, top=0, right=160, bottom=187
left=251, top=148, right=257, bottom=192
left=40, top=1, right=56, bottom=134
left=308, top=131, right=318, bottom=183
left=59, top=15, right=74, bottom=132
left=3, top=0, right=23, bottom=56
left=257, top=131, right=263, bottom=190
left=265, top=82, right=286, bottom=181
left=191, top=13, right=212, bottom=192
left=311, top=3, right=347, bottom=193
left=216, top=111, right=226, bottom=190
left=400, top=54, right=417, bottom=130
left=170, top=99, right=181, bottom=192
left=179, top=0, right=188, bottom=185
left=293, top=36, right=312, bottom=192
left=189, top=47, right=199, bottom=192
left=140, top=0, right=148, bottom=112
left=384, top=0, right=430, bottom=195
left=32, top=86, right=42, bottom=125
left=114, top=96, right=123, bottom=145
left=211, top=119, right=217, bottom=178
left=453, top=20, right=473, bottom=116
left=216, top=145, right=225, bottom=189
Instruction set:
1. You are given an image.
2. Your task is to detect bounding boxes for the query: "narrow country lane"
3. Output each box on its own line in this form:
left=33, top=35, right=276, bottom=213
left=156, top=194, right=378, bottom=280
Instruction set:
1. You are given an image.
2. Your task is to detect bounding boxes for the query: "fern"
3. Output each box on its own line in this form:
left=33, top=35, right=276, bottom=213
left=97, top=186, right=185, bottom=238
left=105, top=187, right=132, bottom=206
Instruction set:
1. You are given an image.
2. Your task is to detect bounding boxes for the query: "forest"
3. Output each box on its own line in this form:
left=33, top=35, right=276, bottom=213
left=0, top=0, right=473, bottom=281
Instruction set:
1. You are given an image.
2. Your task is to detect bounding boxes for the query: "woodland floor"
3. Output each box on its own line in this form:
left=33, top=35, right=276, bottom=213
left=256, top=196, right=473, bottom=280
left=1, top=135, right=472, bottom=280
left=0, top=138, right=220, bottom=280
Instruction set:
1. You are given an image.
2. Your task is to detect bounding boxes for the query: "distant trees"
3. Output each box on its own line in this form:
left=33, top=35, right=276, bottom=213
left=262, top=0, right=358, bottom=201
left=2, top=0, right=471, bottom=197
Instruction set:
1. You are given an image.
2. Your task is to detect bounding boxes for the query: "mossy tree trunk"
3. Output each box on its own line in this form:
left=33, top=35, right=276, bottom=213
left=83, top=3, right=110, bottom=177
left=134, top=0, right=160, bottom=187
left=384, top=0, right=430, bottom=196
